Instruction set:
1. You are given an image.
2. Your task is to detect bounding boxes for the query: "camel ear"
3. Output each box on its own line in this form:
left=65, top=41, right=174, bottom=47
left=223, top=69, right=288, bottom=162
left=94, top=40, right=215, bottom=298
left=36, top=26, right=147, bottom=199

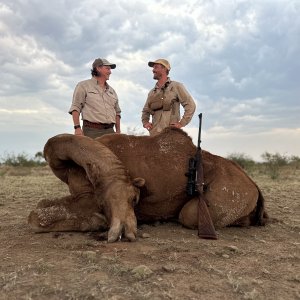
left=132, top=177, right=145, bottom=187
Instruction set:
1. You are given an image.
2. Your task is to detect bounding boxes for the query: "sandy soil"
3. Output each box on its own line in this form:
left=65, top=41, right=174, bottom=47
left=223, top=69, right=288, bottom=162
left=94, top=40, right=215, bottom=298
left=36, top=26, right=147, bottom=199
left=0, top=166, right=299, bottom=300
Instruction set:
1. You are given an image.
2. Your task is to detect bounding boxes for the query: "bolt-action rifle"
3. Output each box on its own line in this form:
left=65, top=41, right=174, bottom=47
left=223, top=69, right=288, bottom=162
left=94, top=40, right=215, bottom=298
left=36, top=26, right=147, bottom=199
left=186, top=113, right=217, bottom=239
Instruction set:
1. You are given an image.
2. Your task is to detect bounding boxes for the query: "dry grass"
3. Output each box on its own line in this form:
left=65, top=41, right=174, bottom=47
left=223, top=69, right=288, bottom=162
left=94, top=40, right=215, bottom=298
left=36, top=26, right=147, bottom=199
left=0, top=165, right=299, bottom=299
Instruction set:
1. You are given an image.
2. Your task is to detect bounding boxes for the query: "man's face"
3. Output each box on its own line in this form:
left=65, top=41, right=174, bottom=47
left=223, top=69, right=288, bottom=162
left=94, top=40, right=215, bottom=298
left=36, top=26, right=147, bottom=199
left=97, top=65, right=112, bottom=80
left=152, top=64, right=167, bottom=80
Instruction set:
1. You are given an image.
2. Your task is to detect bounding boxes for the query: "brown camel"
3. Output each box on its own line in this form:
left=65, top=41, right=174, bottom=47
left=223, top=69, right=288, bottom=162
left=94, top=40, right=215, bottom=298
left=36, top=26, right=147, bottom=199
left=29, top=128, right=267, bottom=242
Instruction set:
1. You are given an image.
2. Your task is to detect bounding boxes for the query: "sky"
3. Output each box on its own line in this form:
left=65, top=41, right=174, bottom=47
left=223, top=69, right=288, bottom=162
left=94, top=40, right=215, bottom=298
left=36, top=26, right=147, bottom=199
left=0, top=0, right=299, bottom=162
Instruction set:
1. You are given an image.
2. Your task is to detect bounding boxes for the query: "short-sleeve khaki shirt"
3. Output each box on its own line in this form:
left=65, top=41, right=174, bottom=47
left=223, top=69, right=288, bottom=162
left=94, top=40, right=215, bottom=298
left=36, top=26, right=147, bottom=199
left=69, top=77, right=121, bottom=124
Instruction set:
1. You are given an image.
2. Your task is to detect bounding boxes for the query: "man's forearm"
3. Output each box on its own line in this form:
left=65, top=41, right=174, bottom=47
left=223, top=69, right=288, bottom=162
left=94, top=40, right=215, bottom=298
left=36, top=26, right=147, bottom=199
left=115, top=115, right=121, bottom=133
left=72, top=111, right=81, bottom=126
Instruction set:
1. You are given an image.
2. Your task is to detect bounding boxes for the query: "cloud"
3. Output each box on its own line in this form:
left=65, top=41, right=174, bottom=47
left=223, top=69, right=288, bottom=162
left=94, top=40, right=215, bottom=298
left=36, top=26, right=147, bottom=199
left=0, top=0, right=299, bottom=160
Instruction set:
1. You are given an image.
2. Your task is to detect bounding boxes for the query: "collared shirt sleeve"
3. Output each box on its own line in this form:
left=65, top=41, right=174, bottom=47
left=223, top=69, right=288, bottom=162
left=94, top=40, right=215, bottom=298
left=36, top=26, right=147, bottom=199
left=174, top=82, right=196, bottom=126
left=110, top=87, right=121, bottom=116
left=68, top=83, right=86, bottom=114
left=115, top=101, right=121, bottom=116
left=141, top=90, right=153, bottom=125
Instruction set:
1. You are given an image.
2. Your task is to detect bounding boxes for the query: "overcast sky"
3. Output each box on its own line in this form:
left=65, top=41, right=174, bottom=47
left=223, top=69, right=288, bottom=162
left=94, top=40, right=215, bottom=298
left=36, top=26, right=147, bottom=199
left=0, top=0, right=299, bottom=161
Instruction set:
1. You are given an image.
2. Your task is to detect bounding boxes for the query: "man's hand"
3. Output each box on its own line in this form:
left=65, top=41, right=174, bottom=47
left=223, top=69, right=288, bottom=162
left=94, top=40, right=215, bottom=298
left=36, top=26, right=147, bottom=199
left=143, top=122, right=153, bottom=131
left=170, top=122, right=183, bottom=129
left=74, top=128, right=83, bottom=136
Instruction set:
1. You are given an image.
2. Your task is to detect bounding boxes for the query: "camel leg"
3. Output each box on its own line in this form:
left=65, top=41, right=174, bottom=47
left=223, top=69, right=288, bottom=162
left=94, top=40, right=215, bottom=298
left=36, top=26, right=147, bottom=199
left=178, top=198, right=198, bottom=229
left=28, top=194, right=108, bottom=232
left=179, top=186, right=265, bottom=229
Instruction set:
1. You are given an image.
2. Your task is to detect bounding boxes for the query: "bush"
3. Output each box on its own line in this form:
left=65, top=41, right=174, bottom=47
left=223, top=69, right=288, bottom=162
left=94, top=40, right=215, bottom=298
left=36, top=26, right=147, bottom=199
left=261, top=152, right=289, bottom=166
left=289, top=155, right=300, bottom=169
left=0, top=152, right=46, bottom=167
left=261, top=152, right=300, bottom=179
left=226, top=152, right=255, bottom=170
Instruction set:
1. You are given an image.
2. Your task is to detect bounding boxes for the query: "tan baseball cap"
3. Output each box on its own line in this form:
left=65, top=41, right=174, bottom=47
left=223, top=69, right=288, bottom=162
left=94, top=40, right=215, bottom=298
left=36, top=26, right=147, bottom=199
left=92, top=58, right=116, bottom=69
left=148, top=59, right=171, bottom=71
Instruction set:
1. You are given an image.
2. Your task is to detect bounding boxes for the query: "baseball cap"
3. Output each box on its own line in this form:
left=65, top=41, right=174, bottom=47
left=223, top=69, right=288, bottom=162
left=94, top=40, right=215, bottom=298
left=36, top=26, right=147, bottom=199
left=148, top=59, right=171, bottom=71
left=92, top=58, right=116, bottom=69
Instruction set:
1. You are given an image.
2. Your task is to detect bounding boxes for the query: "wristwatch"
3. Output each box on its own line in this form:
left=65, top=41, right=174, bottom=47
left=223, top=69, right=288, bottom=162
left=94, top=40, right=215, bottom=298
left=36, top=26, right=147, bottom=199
left=74, top=124, right=81, bottom=129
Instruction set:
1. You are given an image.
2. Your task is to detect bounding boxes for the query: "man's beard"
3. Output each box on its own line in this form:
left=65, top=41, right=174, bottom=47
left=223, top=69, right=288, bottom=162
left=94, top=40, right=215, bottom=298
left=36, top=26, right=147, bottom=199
left=153, top=73, right=160, bottom=80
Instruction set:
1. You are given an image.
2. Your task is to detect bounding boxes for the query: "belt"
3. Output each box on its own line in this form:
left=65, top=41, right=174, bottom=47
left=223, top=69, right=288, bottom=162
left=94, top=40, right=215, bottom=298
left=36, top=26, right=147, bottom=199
left=83, top=120, right=114, bottom=129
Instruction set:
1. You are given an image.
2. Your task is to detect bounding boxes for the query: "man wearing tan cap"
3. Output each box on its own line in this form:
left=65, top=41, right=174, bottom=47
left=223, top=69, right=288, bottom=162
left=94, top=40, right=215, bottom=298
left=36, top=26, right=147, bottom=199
left=141, top=59, right=196, bottom=136
left=69, top=58, right=121, bottom=138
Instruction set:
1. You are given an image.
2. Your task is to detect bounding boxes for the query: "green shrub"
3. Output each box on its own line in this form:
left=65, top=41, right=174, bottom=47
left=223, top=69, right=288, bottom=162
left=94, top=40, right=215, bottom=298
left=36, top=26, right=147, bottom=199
left=289, top=155, right=300, bottom=169
left=226, top=152, right=255, bottom=171
left=0, top=152, right=46, bottom=167
left=261, top=152, right=289, bottom=166
left=290, top=155, right=300, bottom=163
left=260, top=152, right=300, bottom=179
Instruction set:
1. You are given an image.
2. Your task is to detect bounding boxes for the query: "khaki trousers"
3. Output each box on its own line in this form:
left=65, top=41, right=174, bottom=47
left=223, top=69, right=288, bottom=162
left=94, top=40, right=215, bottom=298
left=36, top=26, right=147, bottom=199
left=83, top=126, right=115, bottom=139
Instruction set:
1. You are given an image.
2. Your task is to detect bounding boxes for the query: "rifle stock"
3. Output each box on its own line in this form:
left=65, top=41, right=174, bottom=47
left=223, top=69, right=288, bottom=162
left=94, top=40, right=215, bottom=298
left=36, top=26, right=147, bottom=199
left=187, top=113, right=217, bottom=240
left=196, top=146, right=218, bottom=239
left=198, top=196, right=217, bottom=239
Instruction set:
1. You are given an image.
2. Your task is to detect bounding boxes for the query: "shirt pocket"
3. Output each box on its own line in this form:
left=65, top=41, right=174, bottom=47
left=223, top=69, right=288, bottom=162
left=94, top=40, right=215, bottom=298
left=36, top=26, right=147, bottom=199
left=85, top=89, right=101, bottom=110
left=86, top=89, right=100, bottom=101
left=163, top=89, right=177, bottom=111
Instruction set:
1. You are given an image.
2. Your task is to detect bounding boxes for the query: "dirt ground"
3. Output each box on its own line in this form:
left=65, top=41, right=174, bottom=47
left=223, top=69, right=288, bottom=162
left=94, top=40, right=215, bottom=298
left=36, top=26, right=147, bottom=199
left=0, top=165, right=299, bottom=300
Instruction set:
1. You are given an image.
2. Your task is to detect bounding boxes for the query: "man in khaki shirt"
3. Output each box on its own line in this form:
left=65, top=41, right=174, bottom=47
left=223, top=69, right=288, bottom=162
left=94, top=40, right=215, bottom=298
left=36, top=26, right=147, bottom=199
left=69, top=58, right=121, bottom=139
left=141, top=59, right=196, bottom=136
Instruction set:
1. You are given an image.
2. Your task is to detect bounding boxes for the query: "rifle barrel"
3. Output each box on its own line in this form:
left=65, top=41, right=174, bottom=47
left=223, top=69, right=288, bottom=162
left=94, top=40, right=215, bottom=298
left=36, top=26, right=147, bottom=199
left=197, top=113, right=202, bottom=150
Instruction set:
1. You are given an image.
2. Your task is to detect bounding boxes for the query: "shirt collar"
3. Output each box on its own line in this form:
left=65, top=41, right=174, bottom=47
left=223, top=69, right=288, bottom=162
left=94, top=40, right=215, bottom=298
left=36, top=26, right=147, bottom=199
left=154, top=77, right=171, bottom=91
left=92, top=76, right=109, bottom=91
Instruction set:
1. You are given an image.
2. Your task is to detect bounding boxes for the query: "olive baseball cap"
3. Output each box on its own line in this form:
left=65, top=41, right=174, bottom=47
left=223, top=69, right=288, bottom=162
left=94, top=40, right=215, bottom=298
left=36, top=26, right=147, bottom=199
left=92, top=58, right=116, bottom=69
left=148, top=59, right=171, bottom=71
